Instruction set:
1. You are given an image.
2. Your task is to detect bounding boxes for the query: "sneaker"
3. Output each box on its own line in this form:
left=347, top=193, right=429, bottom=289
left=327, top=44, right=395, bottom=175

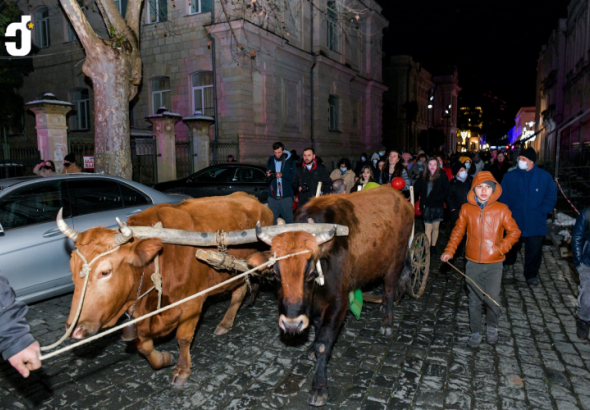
left=527, top=278, right=539, bottom=286
left=468, top=333, right=482, bottom=349
left=577, top=319, right=590, bottom=341
left=487, top=326, right=499, bottom=346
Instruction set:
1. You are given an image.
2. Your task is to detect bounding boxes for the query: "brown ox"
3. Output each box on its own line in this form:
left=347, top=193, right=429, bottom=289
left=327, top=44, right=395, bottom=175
left=59, top=192, right=273, bottom=385
left=248, top=185, right=414, bottom=406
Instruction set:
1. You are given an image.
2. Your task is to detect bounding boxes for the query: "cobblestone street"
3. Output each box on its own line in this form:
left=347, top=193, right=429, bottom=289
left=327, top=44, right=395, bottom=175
left=1, top=228, right=589, bottom=409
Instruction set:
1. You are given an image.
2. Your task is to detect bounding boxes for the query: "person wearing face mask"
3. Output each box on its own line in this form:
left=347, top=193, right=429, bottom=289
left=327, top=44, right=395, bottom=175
left=409, top=153, right=427, bottom=180
left=330, top=158, right=356, bottom=194
left=370, top=152, right=381, bottom=170
left=449, top=162, right=473, bottom=228
left=473, top=152, right=485, bottom=174
left=354, top=153, right=370, bottom=176
left=33, top=160, right=57, bottom=177
left=500, top=147, right=557, bottom=286
left=462, top=158, right=476, bottom=177
left=61, top=153, right=82, bottom=174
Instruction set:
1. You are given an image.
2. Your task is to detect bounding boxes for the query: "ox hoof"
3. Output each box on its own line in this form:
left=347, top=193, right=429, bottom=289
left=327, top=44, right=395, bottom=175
left=379, top=326, right=393, bottom=336
left=171, top=375, right=189, bottom=387
left=307, top=347, right=317, bottom=362
left=214, top=325, right=230, bottom=336
left=307, top=386, right=329, bottom=407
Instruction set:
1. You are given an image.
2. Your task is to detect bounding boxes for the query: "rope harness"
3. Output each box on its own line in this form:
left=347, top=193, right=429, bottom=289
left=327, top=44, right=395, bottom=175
left=39, top=249, right=311, bottom=361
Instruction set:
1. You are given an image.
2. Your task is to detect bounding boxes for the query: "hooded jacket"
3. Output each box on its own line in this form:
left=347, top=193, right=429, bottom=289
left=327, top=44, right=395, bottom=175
left=500, top=164, right=557, bottom=237
left=0, top=275, right=35, bottom=360
left=444, top=171, right=521, bottom=263
left=330, top=168, right=356, bottom=194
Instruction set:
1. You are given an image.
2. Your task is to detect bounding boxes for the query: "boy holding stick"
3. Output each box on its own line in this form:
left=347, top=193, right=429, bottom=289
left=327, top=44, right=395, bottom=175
left=441, top=171, right=521, bottom=348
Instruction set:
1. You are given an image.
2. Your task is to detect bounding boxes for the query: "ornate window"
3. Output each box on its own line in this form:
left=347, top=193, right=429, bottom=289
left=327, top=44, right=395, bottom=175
left=152, top=77, right=171, bottom=114
left=114, top=0, right=128, bottom=18
left=327, top=0, right=338, bottom=52
left=71, top=89, right=90, bottom=131
left=34, top=7, right=50, bottom=48
left=189, top=0, right=211, bottom=15
left=147, top=0, right=167, bottom=23
left=191, top=72, right=214, bottom=116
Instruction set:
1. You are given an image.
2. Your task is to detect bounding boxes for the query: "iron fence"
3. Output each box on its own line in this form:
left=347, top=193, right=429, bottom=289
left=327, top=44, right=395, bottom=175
left=211, top=139, right=239, bottom=165
left=68, top=137, right=95, bottom=172
left=131, top=138, right=157, bottom=187
left=175, top=140, right=194, bottom=179
left=0, top=140, right=40, bottom=177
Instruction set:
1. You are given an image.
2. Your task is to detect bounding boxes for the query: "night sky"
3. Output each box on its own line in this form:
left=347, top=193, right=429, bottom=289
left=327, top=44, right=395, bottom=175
left=380, top=0, right=568, bottom=117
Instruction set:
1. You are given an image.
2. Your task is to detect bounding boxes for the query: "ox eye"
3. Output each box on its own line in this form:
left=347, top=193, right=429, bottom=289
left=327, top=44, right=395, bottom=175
left=272, top=264, right=281, bottom=280
left=100, top=271, right=111, bottom=278
left=306, top=270, right=318, bottom=283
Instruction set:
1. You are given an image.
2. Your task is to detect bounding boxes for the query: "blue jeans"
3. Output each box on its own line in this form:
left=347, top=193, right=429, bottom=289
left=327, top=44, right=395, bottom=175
left=577, top=264, right=590, bottom=322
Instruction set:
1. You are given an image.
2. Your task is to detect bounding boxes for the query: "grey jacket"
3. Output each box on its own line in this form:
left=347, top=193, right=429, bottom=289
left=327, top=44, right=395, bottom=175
left=0, top=274, right=35, bottom=360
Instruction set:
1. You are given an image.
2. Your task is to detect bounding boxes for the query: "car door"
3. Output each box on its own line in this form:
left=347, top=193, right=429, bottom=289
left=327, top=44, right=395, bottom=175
left=232, top=166, right=268, bottom=202
left=66, top=178, right=153, bottom=233
left=0, top=179, right=76, bottom=302
left=183, top=166, right=234, bottom=198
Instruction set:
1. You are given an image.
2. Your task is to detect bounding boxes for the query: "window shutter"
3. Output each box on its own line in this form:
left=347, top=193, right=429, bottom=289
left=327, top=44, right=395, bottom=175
left=158, top=0, right=167, bottom=22
left=201, top=0, right=211, bottom=12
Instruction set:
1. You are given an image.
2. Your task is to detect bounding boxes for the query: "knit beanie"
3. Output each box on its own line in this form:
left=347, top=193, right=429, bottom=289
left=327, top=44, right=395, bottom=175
left=475, top=180, right=496, bottom=193
left=519, top=147, right=536, bottom=163
left=451, top=161, right=463, bottom=176
left=64, top=153, right=75, bottom=163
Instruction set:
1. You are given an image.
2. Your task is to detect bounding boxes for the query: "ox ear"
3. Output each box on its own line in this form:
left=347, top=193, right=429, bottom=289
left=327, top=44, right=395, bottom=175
left=127, top=238, right=163, bottom=267
left=247, top=251, right=271, bottom=268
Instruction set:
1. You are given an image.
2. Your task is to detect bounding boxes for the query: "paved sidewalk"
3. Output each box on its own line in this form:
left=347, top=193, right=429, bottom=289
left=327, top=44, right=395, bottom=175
left=0, top=237, right=589, bottom=409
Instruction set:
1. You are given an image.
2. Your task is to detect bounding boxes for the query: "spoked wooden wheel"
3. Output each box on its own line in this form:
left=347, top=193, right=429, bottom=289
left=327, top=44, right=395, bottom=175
left=409, top=232, right=430, bottom=298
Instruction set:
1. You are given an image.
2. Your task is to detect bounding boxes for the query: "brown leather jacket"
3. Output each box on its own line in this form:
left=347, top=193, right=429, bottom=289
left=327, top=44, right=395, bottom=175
left=443, top=171, right=521, bottom=263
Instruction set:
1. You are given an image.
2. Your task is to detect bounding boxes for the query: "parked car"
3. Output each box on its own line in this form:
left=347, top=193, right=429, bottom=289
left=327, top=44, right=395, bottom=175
left=154, top=163, right=269, bottom=203
left=0, top=174, right=186, bottom=304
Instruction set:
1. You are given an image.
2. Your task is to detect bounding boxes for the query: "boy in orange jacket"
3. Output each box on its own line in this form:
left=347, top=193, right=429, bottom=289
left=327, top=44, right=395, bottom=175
left=441, top=171, right=521, bottom=348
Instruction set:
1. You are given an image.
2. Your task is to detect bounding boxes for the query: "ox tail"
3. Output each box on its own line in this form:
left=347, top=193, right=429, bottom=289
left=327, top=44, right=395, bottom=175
left=394, top=255, right=412, bottom=301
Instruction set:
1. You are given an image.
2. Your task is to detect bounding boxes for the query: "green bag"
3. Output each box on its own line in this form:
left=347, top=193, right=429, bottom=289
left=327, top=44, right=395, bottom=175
left=349, top=289, right=363, bottom=319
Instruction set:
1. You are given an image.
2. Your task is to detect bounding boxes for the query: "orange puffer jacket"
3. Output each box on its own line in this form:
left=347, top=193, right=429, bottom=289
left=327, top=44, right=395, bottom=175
left=443, top=171, right=521, bottom=263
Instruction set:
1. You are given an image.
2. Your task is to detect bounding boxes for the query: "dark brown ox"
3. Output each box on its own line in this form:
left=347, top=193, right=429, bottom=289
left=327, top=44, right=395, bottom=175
left=60, top=192, right=273, bottom=386
left=248, top=185, right=414, bottom=406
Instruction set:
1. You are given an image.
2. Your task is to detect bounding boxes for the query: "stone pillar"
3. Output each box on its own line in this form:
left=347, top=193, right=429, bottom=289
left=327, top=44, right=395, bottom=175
left=147, top=109, right=182, bottom=183
left=26, top=93, right=74, bottom=173
left=183, top=115, right=215, bottom=172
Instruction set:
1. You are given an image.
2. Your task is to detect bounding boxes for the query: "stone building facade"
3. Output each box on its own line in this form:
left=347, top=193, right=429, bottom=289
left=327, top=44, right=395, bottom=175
left=383, top=56, right=460, bottom=154
left=17, top=0, right=389, bottom=175
left=535, top=0, right=590, bottom=166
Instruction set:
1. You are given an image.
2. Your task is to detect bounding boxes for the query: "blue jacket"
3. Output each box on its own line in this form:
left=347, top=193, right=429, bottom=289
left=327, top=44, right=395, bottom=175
left=0, top=275, right=35, bottom=360
left=500, top=165, right=557, bottom=237
left=572, top=209, right=590, bottom=267
left=266, top=151, right=295, bottom=198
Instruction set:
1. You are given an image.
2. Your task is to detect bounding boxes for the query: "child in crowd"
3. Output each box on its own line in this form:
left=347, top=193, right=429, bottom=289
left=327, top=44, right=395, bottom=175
left=441, top=171, right=521, bottom=348
left=571, top=209, right=590, bottom=340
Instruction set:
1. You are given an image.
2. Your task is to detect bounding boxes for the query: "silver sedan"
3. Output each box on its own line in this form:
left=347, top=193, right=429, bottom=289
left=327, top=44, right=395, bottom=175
left=0, top=174, right=185, bottom=304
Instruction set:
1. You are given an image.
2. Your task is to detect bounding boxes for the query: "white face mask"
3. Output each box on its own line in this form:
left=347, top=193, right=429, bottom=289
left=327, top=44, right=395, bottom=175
left=518, top=160, right=528, bottom=170
left=457, top=170, right=468, bottom=181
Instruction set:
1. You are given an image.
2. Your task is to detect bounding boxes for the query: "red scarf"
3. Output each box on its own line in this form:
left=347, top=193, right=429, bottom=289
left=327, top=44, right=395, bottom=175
left=303, top=158, right=318, bottom=171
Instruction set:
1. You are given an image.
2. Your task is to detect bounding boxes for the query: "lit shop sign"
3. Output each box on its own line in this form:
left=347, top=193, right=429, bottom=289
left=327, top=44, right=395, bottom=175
left=4, top=16, right=33, bottom=57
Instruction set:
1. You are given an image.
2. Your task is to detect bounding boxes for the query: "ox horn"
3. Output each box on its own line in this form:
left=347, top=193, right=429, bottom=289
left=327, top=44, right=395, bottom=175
left=56, top=208, right=80, bottom=241
left=256, top=221, right=273, bottom=245
left=315, top=225, right=337, bottom=245
left=114, top=217, right=134, bottom=245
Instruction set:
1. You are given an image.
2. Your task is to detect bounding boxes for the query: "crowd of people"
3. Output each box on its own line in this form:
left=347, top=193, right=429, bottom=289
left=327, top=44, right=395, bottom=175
left=263, top=142, right=590, bottom=349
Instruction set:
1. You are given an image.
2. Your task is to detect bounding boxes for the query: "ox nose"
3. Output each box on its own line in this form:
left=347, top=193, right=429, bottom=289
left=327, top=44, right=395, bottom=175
left=279, top=314, right=309, bottom=334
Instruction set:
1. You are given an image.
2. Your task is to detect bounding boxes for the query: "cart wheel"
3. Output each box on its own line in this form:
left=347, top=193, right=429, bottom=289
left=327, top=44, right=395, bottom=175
left=408, top=233, right=430, bottom=298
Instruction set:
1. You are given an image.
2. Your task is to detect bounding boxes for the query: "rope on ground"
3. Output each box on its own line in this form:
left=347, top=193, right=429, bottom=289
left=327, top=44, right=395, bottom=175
left=446, top=261, right=500, bottom=307
left=38, top=250, right=310, bottom=362
left=555, top=178, right=581, bottom=215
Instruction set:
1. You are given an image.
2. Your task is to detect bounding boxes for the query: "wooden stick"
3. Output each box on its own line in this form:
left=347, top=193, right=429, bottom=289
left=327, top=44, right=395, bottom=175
left=446, top=261, right=500, bottom=307
left=410, top=186, right=415, bottom=244
left=315, top=181, right=322, bottom=197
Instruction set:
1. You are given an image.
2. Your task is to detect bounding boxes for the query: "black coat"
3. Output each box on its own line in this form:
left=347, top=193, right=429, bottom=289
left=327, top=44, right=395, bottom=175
left=489, top=161, right=510, bottom=184
left=292, top=161, right=332, bottom=207
left=413, top=174, right=451, bottom=211
left=448, top=175, right=473, bottom=224
left=0, top=275, right=35, bottom=360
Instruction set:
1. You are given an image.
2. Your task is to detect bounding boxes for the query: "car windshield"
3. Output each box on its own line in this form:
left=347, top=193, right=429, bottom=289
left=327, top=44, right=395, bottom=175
left=190, top=167, right=233, bottom=183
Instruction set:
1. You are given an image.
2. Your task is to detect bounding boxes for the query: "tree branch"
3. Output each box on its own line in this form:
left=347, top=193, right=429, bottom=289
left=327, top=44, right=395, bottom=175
left=126, top=0, right=143, bottom=40
left=59, top=0, right=102, bottom=51
left=95, top=0, right=128, bottom=37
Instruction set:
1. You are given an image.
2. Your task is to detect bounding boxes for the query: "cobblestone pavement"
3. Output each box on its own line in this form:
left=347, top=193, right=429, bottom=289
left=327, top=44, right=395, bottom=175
left=1, top=229, right=590, bottom=409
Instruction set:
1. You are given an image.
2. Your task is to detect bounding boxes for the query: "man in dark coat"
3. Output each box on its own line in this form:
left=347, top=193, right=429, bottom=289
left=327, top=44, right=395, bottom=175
left=353, top=152, right=369, bottom=176
left=501, top=147, right=557, bottom=286
left=0, top=274, right=41, bottom=378
left=292, top=147, right=332, bottom=208
left=266, top=142, right=296, bottom=223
